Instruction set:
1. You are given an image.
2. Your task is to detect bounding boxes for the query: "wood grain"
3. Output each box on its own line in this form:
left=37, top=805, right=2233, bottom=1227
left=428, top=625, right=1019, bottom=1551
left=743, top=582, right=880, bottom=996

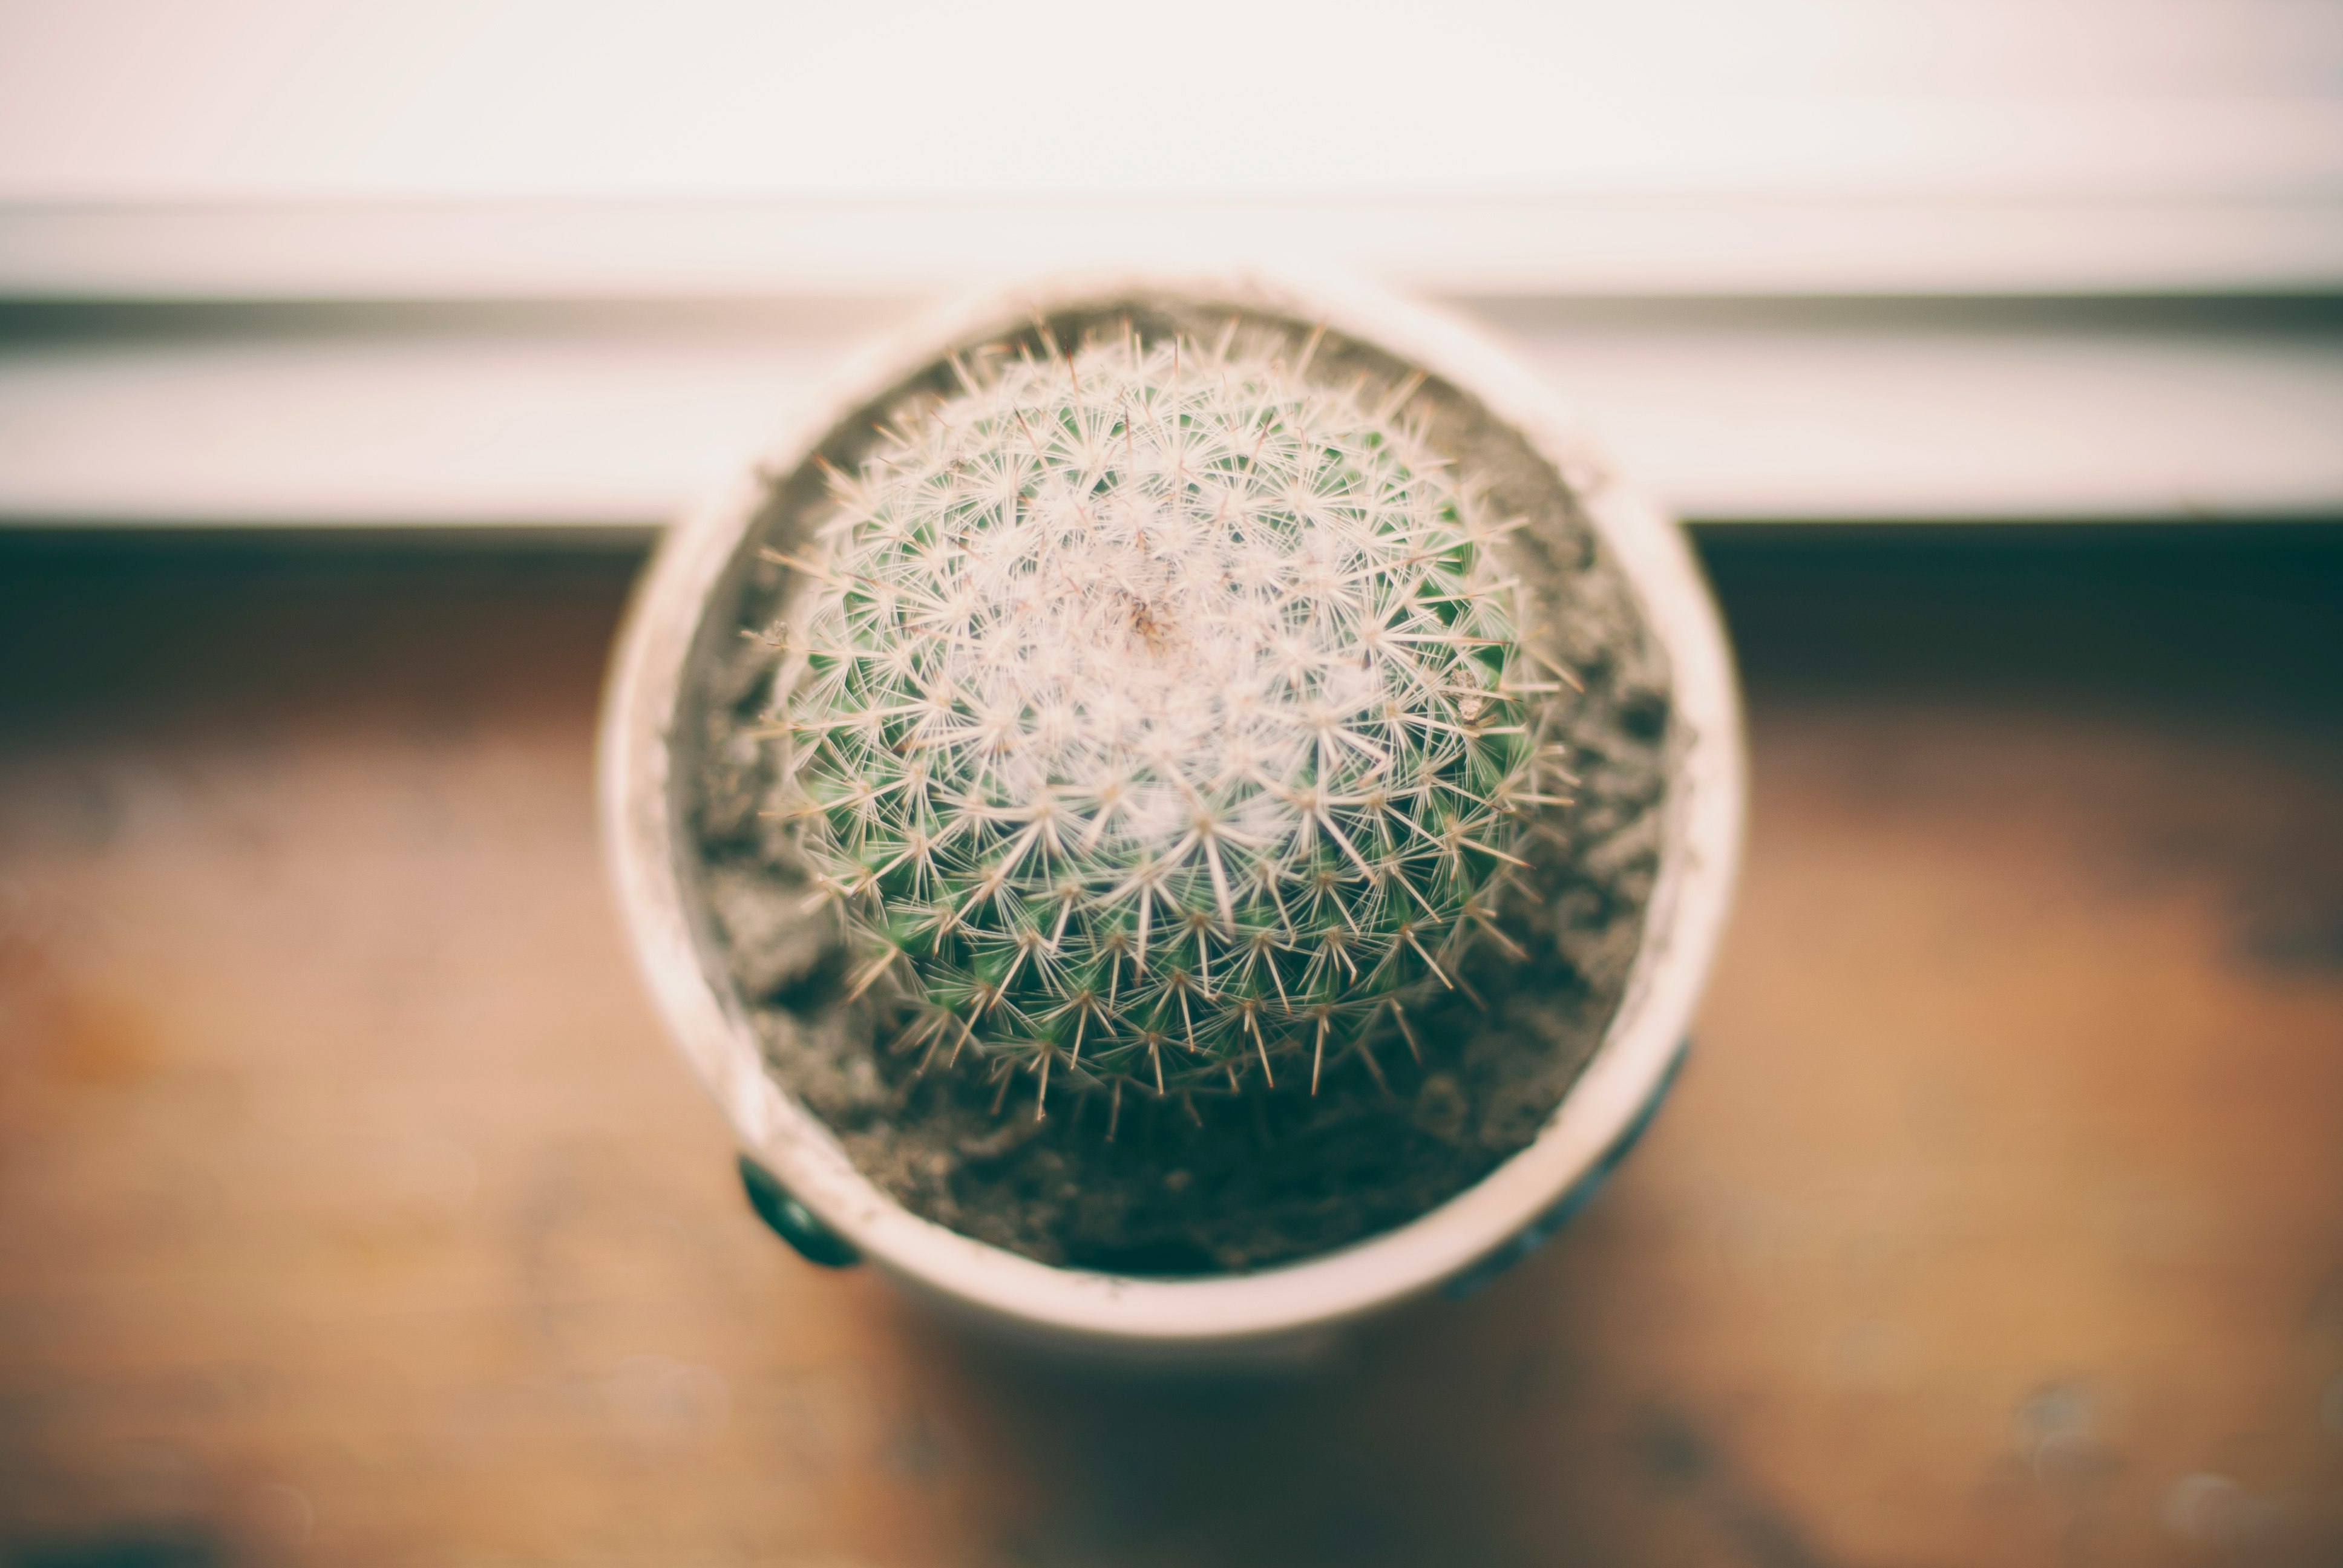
left=1, top=528, right=2338, bottom=1567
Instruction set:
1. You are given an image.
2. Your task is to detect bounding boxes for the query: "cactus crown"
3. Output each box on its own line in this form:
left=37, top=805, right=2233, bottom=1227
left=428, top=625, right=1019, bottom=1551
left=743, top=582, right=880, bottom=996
left=770, top=320, right=1568, bottom=1109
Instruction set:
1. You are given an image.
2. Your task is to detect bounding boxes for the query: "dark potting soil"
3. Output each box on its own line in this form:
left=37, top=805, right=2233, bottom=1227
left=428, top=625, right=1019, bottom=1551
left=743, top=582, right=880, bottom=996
left=675, top=303, right=1677, bottom=1274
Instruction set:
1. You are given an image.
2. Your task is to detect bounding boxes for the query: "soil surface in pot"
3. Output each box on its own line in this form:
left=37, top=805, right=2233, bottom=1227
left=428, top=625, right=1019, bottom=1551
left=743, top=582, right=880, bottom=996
left=678, top=307, right=1675, bottom=1273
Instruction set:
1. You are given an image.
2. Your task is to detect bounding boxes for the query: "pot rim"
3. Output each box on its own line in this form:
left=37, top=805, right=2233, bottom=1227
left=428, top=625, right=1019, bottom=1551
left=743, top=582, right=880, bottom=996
left=598, top=266, right=1745, bottom=1351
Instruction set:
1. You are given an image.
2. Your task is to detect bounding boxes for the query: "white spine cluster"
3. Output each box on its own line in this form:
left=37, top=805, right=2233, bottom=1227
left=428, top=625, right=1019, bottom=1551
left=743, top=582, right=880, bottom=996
left=768, top=322, right=1571, bottom=1111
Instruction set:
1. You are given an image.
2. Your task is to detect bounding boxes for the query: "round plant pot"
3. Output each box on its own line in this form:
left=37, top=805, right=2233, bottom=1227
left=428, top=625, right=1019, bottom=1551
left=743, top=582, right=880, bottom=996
left=599, top=269, right=1744, bottom=1363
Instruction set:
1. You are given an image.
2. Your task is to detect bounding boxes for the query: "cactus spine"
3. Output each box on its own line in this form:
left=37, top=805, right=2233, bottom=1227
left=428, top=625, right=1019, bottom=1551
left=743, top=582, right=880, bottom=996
left=770, top=321, right=1569, bottom=1109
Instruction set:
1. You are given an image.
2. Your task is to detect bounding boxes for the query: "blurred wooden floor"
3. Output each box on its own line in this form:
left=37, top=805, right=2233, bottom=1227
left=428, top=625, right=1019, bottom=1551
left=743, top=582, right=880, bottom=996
left=1, top=526, right=2339, bottom=1568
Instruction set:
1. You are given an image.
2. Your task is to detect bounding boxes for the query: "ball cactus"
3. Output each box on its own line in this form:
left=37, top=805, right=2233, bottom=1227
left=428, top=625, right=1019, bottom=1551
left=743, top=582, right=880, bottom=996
left=768, top=321, right=1574, bottom=1112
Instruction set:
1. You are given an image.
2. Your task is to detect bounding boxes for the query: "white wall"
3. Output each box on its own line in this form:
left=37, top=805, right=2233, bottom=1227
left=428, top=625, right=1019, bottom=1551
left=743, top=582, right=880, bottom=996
left=2, top=0, right=2338, bottom=526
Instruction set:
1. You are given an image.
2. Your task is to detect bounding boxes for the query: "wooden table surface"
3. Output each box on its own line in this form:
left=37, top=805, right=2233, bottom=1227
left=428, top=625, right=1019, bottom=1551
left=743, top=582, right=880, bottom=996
left=2, top=526, right=2339, bottom=1568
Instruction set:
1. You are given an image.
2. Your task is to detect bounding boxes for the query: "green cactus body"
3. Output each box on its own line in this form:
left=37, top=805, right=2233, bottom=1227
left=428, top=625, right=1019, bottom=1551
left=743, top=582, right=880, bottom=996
left=772, top=324, right=1568, bottom=1106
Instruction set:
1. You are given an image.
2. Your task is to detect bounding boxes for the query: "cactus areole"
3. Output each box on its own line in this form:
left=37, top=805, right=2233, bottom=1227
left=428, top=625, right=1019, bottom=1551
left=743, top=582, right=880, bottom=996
left=778, top=324, right=1561, bottom=1106
left=636, top=279, right=1723, bottom=1282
